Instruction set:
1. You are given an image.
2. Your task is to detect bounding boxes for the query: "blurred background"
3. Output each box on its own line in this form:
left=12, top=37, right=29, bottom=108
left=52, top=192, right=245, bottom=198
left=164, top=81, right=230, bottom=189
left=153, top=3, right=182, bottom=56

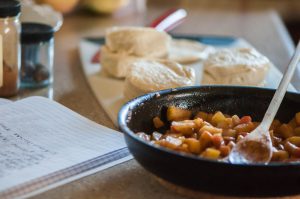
left=29, top=0, right=300, bottom=43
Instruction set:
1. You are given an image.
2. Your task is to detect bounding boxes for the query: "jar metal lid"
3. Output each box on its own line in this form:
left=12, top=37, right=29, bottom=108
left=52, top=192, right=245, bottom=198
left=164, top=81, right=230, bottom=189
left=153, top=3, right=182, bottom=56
left=0, top=0, right=21, bottom=18
left=21, top=23, right=54, bottom=44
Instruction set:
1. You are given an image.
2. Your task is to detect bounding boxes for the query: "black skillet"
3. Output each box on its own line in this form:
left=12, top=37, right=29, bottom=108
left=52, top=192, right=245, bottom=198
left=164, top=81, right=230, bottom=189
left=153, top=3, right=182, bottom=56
left=118, top=86, right=300, bottom=197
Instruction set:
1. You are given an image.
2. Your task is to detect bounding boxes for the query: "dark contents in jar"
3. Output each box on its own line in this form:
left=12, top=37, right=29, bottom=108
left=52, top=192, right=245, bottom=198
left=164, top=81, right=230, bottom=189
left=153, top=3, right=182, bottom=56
left=21, top=61, right=50, bottom=85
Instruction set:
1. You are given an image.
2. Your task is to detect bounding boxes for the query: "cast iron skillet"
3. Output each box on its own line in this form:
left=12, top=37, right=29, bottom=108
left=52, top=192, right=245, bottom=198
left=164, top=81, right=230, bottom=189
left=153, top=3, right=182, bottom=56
left=118, top=86, right=300, bottom=197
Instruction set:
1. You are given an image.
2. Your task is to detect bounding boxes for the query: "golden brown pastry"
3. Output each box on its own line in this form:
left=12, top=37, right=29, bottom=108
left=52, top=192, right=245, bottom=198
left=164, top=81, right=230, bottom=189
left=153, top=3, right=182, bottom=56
left=169, top=39, right=215, bottom=64
left=124, top=60, right=195, bottom=100
left=105, top=26, right=171, bottom=58
left=201, top=48, right=271, bottom=86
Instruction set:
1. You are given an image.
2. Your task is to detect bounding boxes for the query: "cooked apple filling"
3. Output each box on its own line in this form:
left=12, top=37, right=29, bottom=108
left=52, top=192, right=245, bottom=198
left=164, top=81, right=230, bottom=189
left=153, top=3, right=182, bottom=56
left=136, top=106, right=300, bottom=162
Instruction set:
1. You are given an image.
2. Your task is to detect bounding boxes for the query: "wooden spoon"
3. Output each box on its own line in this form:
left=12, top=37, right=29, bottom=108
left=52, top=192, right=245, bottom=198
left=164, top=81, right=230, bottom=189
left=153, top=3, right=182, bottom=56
left=229, top=41, right=300, bottom=164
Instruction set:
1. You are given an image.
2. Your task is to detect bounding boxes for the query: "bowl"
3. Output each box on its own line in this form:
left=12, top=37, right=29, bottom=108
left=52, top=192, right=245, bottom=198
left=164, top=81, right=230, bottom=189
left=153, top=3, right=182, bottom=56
left=118, top=86, right=300, bottom=197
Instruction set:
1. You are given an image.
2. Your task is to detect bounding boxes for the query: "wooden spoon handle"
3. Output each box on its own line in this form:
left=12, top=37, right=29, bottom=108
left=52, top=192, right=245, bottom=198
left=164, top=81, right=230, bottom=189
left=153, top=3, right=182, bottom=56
left=260, top=41, right=300, bottom=131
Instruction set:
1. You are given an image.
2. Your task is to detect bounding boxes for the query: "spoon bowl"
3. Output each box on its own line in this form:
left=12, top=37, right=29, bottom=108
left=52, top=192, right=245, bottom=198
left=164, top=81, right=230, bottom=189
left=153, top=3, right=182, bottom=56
left=229, top=128, right=272, bottom=163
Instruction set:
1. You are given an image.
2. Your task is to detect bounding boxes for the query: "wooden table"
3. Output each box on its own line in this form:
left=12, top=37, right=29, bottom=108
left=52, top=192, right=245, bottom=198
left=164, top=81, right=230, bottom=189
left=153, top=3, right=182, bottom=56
left=27, top=2, right=298, bottom=199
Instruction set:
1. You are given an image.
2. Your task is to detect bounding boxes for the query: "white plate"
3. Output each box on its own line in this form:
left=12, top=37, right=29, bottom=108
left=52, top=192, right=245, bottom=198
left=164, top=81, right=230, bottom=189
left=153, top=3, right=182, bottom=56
left=79, top=37, right=296, bottom=126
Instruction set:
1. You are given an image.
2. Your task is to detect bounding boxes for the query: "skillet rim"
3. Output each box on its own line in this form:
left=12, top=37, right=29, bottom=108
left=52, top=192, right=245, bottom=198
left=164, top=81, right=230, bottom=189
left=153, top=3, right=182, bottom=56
left=118, top=85, right=300, bottom=167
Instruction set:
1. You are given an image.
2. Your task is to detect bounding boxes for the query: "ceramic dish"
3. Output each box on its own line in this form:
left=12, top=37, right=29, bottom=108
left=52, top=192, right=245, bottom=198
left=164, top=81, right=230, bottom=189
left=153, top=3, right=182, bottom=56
left=118, top=86, right=300, bottom=197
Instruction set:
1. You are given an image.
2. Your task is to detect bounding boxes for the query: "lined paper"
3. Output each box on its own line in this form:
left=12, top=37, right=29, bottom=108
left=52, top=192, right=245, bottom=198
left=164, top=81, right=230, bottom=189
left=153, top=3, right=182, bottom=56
left=0, top=98, right=11, bottom=106
left=0, top=97, right=131, bottom=198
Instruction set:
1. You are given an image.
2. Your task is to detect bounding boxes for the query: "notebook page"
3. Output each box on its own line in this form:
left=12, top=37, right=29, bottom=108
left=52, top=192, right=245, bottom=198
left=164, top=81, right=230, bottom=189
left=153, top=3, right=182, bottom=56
left=0, top=97, right=130, bottom=197
left=0, top=98, right=11, bottom=106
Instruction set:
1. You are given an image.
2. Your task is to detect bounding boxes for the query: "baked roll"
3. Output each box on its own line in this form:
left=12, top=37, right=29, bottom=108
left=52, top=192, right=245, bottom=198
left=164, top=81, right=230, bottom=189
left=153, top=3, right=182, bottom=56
left=201, top=48, right=271, bottom=86
left=101, top=46, right=142, bottom=78
left=124, top=60, right=195, bottom=100
left=169, top=39, right=215, bottom=64
left=105, top=26, right=171, bottom=58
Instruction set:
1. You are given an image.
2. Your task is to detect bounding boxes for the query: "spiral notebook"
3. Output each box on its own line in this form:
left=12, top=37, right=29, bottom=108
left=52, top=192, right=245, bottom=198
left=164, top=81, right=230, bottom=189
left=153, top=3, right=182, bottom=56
left=0, top=97, right=132, bottom=199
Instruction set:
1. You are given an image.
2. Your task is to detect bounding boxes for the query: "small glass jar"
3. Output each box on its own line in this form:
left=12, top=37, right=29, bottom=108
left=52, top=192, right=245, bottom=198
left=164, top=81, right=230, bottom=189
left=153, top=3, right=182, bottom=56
left=21, top=23, right=54, bottom=88
left=0, top=0, right=21, bottom=97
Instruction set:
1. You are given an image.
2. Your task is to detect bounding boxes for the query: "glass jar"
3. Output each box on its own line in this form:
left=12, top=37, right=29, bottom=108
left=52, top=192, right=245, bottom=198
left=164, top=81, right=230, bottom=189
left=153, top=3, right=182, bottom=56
left=0, top=0, right=21, bottom=97
left=21, top=23, right=54, bottom=88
